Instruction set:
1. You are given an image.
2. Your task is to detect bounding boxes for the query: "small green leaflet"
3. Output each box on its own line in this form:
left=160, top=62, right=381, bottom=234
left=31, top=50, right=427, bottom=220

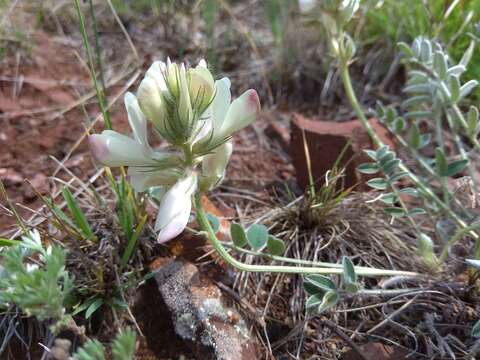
left=207, top=213, right=220, bottom=233
left=230, top=223, right=248, bottom=248
left=267, top=235, right=286, bottom=256
left=304, top=274, right=336, bottom=293
left=246, top=224, right=268, bottom=251
left=306, top=290, right=339, bottom=314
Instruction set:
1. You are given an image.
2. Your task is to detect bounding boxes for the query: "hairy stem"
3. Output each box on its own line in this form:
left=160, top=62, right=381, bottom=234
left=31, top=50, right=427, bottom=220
left=194, top=193, right=417, bottom=277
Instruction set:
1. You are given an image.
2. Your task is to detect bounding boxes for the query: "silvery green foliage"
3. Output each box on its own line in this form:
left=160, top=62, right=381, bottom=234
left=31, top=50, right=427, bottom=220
left=303, top=257, right=361, bottom=314
left=357, top=37, right=480, bottom=264
left=359, top=145, right=425, bottom=218
left=400, top=38, right=478, bottom=108
left=73, top=328, right=136, bottom=360
left=398, top=38, right=479, bottom=141
left=0, top=230, right=73, bottom=326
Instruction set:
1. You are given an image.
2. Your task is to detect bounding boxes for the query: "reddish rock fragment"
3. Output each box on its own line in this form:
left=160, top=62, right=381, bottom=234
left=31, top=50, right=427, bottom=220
left=290, top=113, right=395, bottom=191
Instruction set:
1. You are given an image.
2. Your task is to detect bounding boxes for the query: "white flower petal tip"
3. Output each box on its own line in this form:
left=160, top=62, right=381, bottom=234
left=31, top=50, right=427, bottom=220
left=88, top=131, right=155, bottom=167
left=198, top=59, right=207, bottom=68
left=88, top=134, right=109, bottom=163
left=154, top=174, right=197, bottom=243
left=156, top=205, right=191, bottom=243
left=245, top=89, right=261, bottom=115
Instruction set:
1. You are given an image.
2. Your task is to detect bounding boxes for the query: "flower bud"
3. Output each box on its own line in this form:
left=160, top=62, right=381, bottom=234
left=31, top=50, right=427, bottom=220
left=188, top=60, right=215, bottom=114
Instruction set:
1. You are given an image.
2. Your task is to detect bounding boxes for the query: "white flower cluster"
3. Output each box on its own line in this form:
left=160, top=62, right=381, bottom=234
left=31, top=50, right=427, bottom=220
left=89, top=59, right=260, bottom=243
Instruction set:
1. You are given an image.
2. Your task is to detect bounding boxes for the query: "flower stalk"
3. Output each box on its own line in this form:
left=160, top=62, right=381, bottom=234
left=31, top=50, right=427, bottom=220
left=194, top=193, right=417, bottom=277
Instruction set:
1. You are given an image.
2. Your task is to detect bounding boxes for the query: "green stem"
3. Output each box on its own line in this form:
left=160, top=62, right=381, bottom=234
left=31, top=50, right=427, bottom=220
left=223, top=242, right=391, bottom=272
left=339, top=62, right=479, bottom=246
left=73, top=0, right=112, bottom=130
left=194, top=193, right=417, bottom=277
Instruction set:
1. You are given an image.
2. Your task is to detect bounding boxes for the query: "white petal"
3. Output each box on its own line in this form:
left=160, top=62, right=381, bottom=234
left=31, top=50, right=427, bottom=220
left=198, top=59, right=207, bottom=68
left=125, top=92, right=149, bottom=148
left=156, top=200, right=191, bottom=243
left=145, top=61, right=167, bottom=91
left=218, top=89, right=260, bottom=138
left=192, top=116, right=213, bottom=144
left=128, top=167, right=180, bottom=193
left=89, top=131, right=155, bottom=167
left=202, top=141, right=233, bottom=178
left=212, top=78, right=231, bottom=132
left=137, top=77, right=166, bottom=132
left=154, top=174, right=197, bottom=237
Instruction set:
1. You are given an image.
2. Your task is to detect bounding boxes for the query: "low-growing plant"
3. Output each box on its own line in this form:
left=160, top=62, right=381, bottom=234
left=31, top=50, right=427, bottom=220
left=0, top=230, right=74, bottom=332
left=73, top=328, right=136, bottom=360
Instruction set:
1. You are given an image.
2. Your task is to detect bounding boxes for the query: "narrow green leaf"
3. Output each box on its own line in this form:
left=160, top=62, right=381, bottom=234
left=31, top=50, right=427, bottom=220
left=382, top=159, right=401, bottom=175
left=342, top=257, right=357, bottom=284
left=384, top=207, right=406, bottom=218
left=433, top=51, right=447, bottom=79
left=230, top=223, right=248, bottom=248
left=399, top=187, right=419, bottom=197
left=403, top=83, right=431, bottom=94
left=409, top=122, right=421, bottom=149
left=246, top=224, right=268, bottom=251
left=397, top=42, right=414, bottom=57
left=402, top=95, right=430, bottom=109
left=447, top=64, right=466, bottom=76
left=389, top=171, right=409, bottom=183
left=357, top=163, right=379, bottom=174
left=460, top=80, right=478, bottom=100
left=376, top=145, right=389, bottom=159
left=419, top=133, right=431, bottom=149
left=366, top=178, right=388, bottom=190
left=306, top=294, right=324, bottom=310
left=121, top=214, right=147, bottom=268
left=435, top=148, right=448, bottom=177
left=467, top=106, right=479, bottom=136
left=449, top=75, right=460, bottom=103
left=393, top=117, right=406, bottom=133
left=385, top=108, right=397, bottom=125
left=62, top=187, right=94, bottom=240
left=408, top=208, right=426, bottom=216
left=460, top=40, right=475, bottom=67
left=316, top=290, right=340, bottom=314
left=404, top=111, right=432, bottom=119
left=0, top=238, right=22, bottom=247
left=445, top=159, right=469, bottom=177
left=363, top=149, right=377, bottom=160
left=305, top=274, right=336, bottom=292
left=345, top=282, right=361, bottom=294
left=266, top=235, right=286, bottom=256
left=379, top=193, right=397, bottom=205
left=85, top=297, right=103, bottom=319
left=375, top=101, right=385, bottom=118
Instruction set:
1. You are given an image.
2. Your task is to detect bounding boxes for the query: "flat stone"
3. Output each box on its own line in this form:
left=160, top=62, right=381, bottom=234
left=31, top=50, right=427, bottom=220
left=290, top=113, right=395, bottom=191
